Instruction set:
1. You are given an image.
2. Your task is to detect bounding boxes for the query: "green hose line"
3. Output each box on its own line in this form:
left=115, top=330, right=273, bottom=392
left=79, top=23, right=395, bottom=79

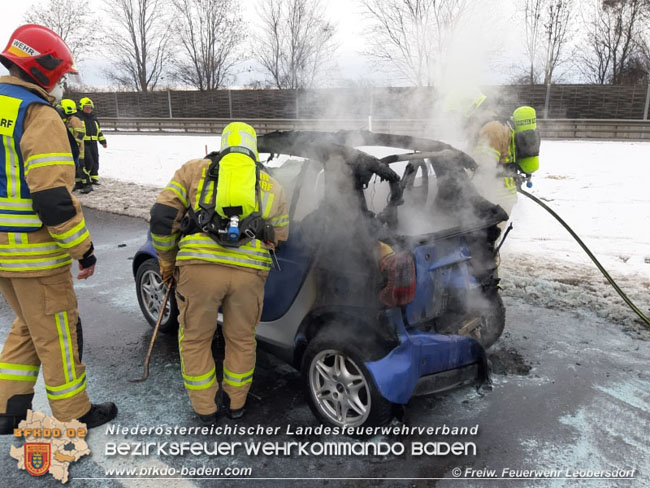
left=518, top=187, right=650, bottom=328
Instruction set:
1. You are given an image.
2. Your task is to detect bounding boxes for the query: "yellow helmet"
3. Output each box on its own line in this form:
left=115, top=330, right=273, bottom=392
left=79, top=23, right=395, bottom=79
left=220, top=122, right=259, bottom=161
left=79, top=96, right=94, bottom=109
left=60, top=98, right=77, bottom=115
left=444, top=89, right=487, bottom=118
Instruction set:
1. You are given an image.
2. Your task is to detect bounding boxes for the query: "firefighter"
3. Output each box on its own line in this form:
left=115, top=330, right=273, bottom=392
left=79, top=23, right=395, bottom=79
left=77, top=97, right=106, bottom=189
left=58, top=99, right=86, bottom=191
left=150, top=122, right=289, bottom=424
left=472, top=105, right=540, bottom=220
left=0, top=24, right=117, bottom=434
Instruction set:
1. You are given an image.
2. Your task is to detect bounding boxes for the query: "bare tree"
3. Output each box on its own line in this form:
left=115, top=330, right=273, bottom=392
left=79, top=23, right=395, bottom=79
left=579, top=0, right=650, bottom=84
left=361, top=0, right=469, bottom=86
left=256, top=0, right=337, bottom=89
left=522, top=0, right=544, bottom=84
left=170, top=0, right=246, bottom=90
left=102, top=0, right=172, bottom=92
left=24, top=0, right=98, bottom=62
left=518, top=0, right=573, bottom=85
left=541, top=0, right=574, bottom=84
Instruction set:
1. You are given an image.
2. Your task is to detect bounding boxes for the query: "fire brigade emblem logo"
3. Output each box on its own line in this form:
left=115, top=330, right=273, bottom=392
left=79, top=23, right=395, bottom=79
left=25, top=443, right=51, bottom=476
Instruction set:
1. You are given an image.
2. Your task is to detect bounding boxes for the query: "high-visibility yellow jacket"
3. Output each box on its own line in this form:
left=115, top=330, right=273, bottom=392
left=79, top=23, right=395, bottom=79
left=0, top=76, right=93, bottom=278
left=151, top=158, right=289, bottom=273
left=64, top=114, right=85, bottom=160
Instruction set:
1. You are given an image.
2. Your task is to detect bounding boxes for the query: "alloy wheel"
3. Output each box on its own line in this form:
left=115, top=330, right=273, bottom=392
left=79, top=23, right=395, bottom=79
left=309, top=349, right=371, bottom=427
left=139, top=269, right=171, bottom=324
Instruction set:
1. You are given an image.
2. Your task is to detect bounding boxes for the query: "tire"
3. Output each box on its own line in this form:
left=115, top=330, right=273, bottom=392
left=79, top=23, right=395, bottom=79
left=135, top=258, right=178, bottom=333
left=301, top=329, right=393, bottom=428
left=436, top=288, right=506, bottom=349
left=475, top=289, right=505, bottom=349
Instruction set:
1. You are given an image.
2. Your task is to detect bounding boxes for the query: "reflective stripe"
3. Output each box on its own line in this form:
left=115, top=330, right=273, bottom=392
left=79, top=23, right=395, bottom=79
left=50, top=220, right=89, bottom=248
left=223, top=367, right=254, bottom=387
left=203, top=180, right=214, bottom=205
left=0, top=362, right=39, bottom=382
left=0, top=215, right=42, bottom=226
left=194, top=168, right=207, bottom=210
left=46, top=372, right=86, bottom=400
left=178, top=323, right=185, bottom=372
left=261, top=191, right=274, bottom=218
left=180, top=240, right=270, bottom=258
left=165, top=181, right=188, bottom=207
left=4, top=135, right=19, bottom=198
left=270, top=214, right=289, bottom=227
left=177, top=251, right=271, bottom=270
left=0, top=255, right=72, bottom=271
left=0, top=243, right=61, bottom=255
left=0, top=198, right=32, bottom=210
left=182, top=367, right=216, bottom=390
left=152, top=232, right=179, bottom=251
left=24, top=153, right=75, bottom=175
left=55, top=312, right=76, bottom=383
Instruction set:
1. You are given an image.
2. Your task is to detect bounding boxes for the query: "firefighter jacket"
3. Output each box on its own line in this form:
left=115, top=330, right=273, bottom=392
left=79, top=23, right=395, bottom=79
left=64, top=114, right=85, bottom=160
left=150, top=158, right=289, bottom=273
left=0, top=76, right=94, bottom=278
left=473, top=120, right=518, bottom=201
left=78, top=111, right=105, bottom=145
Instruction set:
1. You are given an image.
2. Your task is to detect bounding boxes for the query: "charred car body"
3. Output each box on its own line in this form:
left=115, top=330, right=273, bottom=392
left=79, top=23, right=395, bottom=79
left=133, top=130, right=508, bottom=427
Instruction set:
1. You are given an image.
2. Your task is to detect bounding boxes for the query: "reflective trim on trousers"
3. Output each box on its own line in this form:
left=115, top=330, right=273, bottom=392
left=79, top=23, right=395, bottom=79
left=0, top=362, right=39, bottom=382
left=182, top=367, right=217, bottom=390
left=55, top=312, right=76, bottom=384
left=223, top=367, right=254, bottom=387
left=45, top=372, right=86, bottom=400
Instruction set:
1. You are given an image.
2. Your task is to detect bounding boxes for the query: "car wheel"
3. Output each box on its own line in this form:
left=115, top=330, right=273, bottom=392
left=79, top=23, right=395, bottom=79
left=301, top=332, right=393, bottom=428
left=474, top=289, right=505, bottom=349
left=135, top=258, right=178, bottom=333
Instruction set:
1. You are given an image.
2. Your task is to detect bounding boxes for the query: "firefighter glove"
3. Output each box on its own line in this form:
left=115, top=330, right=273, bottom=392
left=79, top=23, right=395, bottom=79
left=159, top=260, right=175, bottom=285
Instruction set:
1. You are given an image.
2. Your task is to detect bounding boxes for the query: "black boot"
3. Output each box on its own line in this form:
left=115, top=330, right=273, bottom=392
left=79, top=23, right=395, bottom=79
left=80, top=184, right=93, bottom=194
left=221, top=392, right=245, bottom=420
left=197, top=411, right=219, bottom=426
left=78, top=403, right=117, bottom=429
left=0, top=393, right=34, bottom=435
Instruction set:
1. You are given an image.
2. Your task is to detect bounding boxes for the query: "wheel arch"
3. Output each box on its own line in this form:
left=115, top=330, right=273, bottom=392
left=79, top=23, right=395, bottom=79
left=292, top=307, right=399, bottom=370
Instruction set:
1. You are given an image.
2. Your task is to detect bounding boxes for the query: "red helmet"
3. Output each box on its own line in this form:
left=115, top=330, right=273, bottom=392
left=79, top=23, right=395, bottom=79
left=0, top=24, right=78, bottom=91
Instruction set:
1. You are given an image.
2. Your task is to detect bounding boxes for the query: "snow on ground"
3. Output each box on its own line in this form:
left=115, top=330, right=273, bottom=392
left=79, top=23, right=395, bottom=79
left=78, top=134, right=650, bottom=337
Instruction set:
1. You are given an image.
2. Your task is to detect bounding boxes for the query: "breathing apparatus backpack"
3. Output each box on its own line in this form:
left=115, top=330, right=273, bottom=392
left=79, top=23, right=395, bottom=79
left=511, top=106, right=540, bottom=174
left=181, top=147, right=272, bottom=248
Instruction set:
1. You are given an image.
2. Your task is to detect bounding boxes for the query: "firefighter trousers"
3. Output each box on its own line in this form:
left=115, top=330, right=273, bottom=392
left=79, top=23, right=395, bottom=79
left=176, top=264, right=266, bottom=415
left=0, top=270, right=91, bottom=421
left=86, top=142, right=100, bottom=182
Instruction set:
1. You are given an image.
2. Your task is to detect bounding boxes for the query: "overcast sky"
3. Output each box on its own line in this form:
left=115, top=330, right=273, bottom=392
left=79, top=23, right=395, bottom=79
left=1, top=1, right=536, bottom=88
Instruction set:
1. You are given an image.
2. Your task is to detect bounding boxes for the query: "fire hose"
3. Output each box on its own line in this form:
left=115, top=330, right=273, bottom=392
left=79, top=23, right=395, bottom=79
left=517, top=187, right=650, bottom=329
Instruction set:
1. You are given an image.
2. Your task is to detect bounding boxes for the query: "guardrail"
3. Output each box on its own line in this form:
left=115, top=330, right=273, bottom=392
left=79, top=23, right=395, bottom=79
left=99, top=117, right=650, bottom=140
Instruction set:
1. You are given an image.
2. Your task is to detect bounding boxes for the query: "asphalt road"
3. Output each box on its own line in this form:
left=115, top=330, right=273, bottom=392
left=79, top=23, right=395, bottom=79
left=0, top=208, right=648, bottom=487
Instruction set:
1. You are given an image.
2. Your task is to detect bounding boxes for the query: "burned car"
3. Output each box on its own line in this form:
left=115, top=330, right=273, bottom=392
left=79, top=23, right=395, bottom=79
left=132, top=130, right=508, bottom=428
